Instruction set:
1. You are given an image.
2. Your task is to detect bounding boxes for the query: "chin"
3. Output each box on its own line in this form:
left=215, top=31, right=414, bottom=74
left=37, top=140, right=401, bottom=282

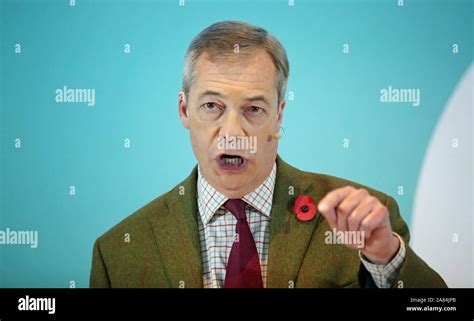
left=219, top=175, right=249, bottom=188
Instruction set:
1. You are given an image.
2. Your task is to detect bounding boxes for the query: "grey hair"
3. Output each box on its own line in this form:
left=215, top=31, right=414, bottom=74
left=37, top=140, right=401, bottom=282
left=182, top=21, right=290, bottom=105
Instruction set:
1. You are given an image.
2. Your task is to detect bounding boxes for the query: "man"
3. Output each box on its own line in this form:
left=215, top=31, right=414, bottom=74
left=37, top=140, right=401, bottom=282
left=90, top=21, right=447, bottom=288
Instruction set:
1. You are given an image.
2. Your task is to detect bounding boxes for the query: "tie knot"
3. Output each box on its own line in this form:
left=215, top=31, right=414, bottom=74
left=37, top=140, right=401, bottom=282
left=223, top=199, right=247, bottom=221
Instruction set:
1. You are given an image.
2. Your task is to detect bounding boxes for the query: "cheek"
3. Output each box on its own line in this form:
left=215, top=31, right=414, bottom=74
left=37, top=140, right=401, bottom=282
left=189, top=121, right=218, bottom=154
left=249, top=120, right=276, bottom=149
left=188, top=111, right=206, bottom=136
left=255, top=131, right=277, bottom=158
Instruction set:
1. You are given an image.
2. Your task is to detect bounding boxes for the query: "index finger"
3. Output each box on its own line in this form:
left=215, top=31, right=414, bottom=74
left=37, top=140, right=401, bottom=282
left=317, top=186, right=355, bottom=228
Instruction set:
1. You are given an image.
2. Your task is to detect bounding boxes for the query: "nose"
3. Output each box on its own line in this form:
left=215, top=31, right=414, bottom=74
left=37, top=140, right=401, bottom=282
left=219, top=107, right=246, bottom=137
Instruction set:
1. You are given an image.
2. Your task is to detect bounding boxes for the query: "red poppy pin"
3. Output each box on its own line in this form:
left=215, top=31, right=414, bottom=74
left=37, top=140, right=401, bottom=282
left=293, top=195, right=317, bottom=221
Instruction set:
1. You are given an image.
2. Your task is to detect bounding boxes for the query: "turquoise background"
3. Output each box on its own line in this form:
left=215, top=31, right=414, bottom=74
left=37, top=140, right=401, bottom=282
left=0, top=0, right=472, bottom=287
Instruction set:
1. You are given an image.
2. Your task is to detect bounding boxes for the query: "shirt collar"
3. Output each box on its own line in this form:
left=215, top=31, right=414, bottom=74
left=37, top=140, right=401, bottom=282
left=197, top=162, right=277, bottom=225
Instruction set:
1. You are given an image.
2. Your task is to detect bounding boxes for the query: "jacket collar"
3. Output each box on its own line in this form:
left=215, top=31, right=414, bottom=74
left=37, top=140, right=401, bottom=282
left=196, top=163, right=277, bottom=225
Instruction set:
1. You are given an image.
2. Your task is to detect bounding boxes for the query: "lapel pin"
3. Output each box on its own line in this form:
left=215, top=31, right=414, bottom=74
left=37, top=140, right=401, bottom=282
left=293, top=195, right=317, bottom=221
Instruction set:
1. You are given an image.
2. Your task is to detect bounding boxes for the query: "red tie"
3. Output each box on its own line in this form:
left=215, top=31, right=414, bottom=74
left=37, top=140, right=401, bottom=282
left=223, top=199, right=264, bottom=288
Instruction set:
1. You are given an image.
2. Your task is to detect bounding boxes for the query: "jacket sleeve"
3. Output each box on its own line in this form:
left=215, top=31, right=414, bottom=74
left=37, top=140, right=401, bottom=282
left=89, top=239, right=111, bottom=288
left=360, top=195, right=448, bottom=288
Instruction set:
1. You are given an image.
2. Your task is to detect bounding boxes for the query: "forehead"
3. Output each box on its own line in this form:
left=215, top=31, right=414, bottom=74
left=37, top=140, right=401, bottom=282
left=193, top=49, right=277, bottom=93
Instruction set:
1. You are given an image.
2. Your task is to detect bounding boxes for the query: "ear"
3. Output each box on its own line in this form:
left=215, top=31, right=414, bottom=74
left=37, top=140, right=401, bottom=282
left=178, top=91, right=190, bottom=129
left=277, top=99, right=286, bottom=127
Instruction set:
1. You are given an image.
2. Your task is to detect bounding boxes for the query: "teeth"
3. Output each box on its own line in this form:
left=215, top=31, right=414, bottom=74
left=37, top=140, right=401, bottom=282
left=223, top=156, right=243, bottom=166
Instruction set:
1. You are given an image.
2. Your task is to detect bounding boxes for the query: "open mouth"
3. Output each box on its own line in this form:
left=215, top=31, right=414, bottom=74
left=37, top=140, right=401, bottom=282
left=216, top=154, right=248, bottom=171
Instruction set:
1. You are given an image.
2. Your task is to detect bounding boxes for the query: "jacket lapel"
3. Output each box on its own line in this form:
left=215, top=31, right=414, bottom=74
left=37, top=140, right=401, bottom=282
left=267, top=156, right=324, bottom=288
left=150, top=166, right=204, bottom=288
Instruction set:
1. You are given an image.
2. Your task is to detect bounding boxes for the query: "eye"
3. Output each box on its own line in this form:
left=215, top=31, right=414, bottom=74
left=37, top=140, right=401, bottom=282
left=201, top=103, right=222, bottom=112
left=246, top=106, right=265, bottom=116
left=201, top=102, right=223, bottom=112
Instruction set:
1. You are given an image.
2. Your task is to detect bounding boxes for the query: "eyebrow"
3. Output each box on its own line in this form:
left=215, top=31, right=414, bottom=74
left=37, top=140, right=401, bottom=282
left=244, top=95, right=270, bottom=106
left=199, top=90, right=226, bottom=99
left=199, top=90, right=271, bottom=106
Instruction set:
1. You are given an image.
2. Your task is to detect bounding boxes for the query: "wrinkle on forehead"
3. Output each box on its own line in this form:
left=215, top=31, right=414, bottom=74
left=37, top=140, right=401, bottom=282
left=194, top=50, right=277, bottom=94
left=204, top=78, right=266, bottom=87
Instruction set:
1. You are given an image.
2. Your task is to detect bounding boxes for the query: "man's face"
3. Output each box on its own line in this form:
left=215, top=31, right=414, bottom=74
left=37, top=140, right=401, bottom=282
left=179, top=49, right=285, bottom=198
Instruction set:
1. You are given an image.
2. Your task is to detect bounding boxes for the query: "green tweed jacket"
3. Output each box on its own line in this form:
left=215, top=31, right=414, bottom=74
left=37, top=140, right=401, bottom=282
left=90, top=156, right=447, bottom=288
